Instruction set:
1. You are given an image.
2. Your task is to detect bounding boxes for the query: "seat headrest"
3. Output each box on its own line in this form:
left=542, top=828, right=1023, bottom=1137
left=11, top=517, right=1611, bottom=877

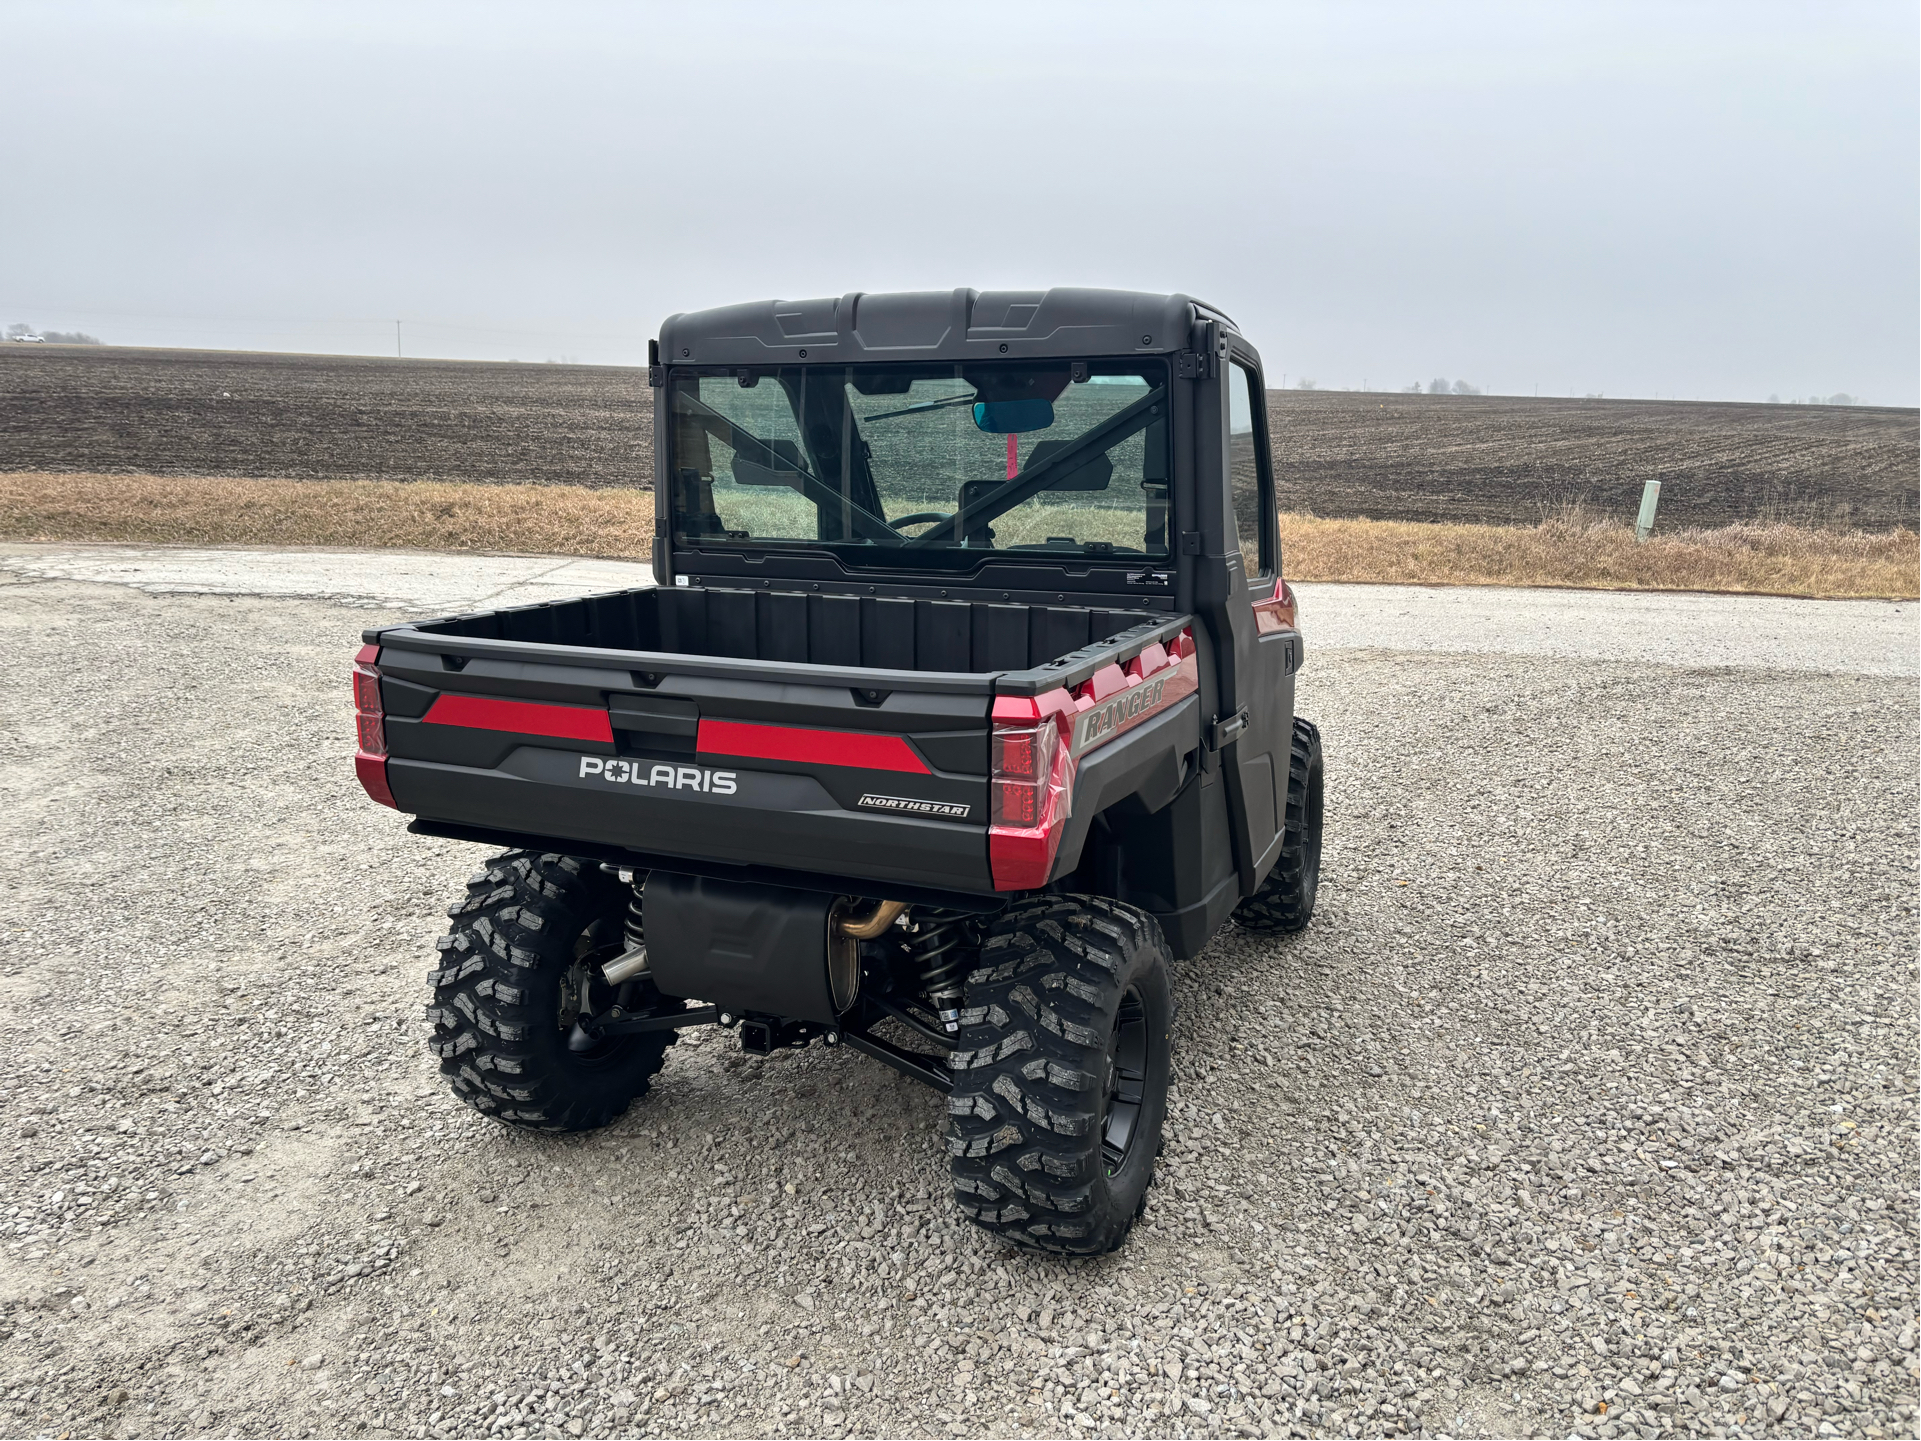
left=731, top=438, right=807, bottom=487
left=1024, top=440, right=1112, bottom=492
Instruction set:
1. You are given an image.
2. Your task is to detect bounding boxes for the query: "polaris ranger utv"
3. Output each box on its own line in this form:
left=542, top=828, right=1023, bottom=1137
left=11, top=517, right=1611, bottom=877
left=350, top=288, right=1323, bottom=1255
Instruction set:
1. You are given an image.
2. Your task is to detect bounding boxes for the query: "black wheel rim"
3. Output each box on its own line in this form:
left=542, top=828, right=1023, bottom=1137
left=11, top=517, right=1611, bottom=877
left=1101, top=986, right=1149, bottom=1176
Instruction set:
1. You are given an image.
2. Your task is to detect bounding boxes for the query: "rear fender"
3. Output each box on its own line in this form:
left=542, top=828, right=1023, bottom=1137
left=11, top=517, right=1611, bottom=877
left=1046, top=694, right=1201, bottom=880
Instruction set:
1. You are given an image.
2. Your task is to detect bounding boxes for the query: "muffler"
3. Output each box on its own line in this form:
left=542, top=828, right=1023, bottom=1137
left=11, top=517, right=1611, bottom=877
left=641, top=875, right=905, bottom=1024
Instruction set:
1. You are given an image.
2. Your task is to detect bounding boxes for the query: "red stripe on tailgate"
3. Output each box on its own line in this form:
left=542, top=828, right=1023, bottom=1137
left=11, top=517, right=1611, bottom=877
left=424, top=694, right=614, bottom=743
left=697, top=719, right=929, bottom=774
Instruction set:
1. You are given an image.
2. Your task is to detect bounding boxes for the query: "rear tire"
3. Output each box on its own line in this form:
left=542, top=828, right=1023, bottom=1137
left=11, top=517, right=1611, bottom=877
left=946, top=896, right=1173, bottom=1255
left=426, top=851, right=673, bottom=1131
left=1231, top=717, right=1324, bottom=935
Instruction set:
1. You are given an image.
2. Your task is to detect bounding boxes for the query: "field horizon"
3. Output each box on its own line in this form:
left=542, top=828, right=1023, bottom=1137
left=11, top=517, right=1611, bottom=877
left=4, top=344, right=1914, bottom=533
left=10, top=338, right=1911, bottom=410
left=2, top=471, right=1912, bottom=601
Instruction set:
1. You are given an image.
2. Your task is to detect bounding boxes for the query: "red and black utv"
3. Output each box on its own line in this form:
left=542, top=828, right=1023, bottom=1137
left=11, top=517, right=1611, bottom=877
left=351, top=288, right=1323, bottom=1253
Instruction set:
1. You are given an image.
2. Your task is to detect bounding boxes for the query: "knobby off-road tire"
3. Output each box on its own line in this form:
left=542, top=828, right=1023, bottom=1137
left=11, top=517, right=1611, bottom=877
left=1231, top=716, right=1324, bottom=936
left=427, top=851, right=673, bottom=1131
left=946, top=896, right=1173, bottom=1255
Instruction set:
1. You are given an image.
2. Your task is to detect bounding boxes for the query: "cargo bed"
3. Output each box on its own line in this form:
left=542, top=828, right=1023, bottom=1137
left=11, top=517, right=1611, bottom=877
left=361, top=583, right=1199, bottom=899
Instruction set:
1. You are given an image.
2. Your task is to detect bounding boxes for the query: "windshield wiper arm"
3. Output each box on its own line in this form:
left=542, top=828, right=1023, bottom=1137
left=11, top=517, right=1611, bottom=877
left=901, top=386, right=1168, bottom=550
left=859, top=393, right=980, bottom=424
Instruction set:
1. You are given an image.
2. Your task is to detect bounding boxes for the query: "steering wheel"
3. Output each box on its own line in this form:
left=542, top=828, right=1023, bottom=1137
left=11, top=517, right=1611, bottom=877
left=887, top=511, right=953, bottom=532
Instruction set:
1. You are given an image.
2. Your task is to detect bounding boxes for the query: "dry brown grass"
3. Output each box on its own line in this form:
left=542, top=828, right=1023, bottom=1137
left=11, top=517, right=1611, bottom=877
left=1, top=472, right=1913, bottom=600
left=0, top=471, right=657, bottom=558
left=1277, top=510, right=1918, bottom=599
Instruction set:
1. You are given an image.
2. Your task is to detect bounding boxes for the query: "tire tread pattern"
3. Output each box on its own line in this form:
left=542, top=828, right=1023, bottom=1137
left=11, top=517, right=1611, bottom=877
left=1231, top=717, right=1323, bottom=935
left=946, top=895, right=1171, bottom=1255
left=427, top=851, right=672, bottom=1132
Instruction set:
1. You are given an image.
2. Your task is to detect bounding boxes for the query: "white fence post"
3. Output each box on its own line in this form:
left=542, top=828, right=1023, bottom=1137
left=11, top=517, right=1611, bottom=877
left=1635, top=479, right=1662, bottom=541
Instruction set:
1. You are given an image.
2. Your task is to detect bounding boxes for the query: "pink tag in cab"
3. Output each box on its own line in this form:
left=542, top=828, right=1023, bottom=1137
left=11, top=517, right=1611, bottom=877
left=1006, top=433, right=1018, bottom=479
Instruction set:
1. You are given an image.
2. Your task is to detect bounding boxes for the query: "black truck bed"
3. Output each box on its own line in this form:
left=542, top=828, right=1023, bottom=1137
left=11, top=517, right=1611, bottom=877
left=409, top=581, right=1169, bottom=681
left=362, top=584, right=1199, bottom=900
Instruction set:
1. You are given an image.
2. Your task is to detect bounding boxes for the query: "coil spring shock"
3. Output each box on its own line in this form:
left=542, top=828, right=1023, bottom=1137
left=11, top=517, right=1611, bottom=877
left=623, top=877, right=646, bottom=951
left=908, top=911, right=973, bottom=1032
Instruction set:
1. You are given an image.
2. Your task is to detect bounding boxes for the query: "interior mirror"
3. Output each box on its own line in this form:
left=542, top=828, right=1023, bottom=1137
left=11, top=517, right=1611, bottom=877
left=972, top=399, right=1054, bottom=434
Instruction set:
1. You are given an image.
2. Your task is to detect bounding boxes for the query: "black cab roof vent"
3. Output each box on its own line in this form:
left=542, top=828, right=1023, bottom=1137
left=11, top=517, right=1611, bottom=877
left=660, top=287, right=1210, bottom=366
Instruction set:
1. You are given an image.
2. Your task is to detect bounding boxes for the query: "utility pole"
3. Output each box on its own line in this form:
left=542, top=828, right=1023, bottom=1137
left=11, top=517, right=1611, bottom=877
left=396, top=320, right=402, bottom=358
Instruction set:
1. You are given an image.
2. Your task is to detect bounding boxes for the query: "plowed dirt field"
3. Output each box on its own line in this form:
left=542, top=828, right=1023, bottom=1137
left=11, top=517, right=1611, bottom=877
left=1268, top=389, right=1917, bottom=530
left=2, top=345, right=1914, bottom=529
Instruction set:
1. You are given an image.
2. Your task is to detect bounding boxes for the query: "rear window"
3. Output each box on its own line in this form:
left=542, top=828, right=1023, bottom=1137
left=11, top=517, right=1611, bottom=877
left=668, top=359, right=1169, bottom=571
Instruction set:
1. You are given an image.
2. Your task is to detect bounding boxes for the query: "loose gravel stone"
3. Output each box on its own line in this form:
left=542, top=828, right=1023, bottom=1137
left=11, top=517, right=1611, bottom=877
left=0, top=572, right=1913, bottom=1441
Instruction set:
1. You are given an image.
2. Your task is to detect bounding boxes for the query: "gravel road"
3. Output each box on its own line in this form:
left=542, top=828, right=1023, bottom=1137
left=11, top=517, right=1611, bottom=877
left=0, top=548, right=1914, bottom=1441
left=2, top=544, right=1914, bottom=678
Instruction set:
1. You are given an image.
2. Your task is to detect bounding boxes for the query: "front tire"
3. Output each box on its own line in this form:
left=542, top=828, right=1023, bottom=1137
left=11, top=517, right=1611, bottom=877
left=1231, top=717, right=1324, bottom=935
left=426, top=852, right=673, bottom=1131
left=946, top=896, right=1173, bottom=1255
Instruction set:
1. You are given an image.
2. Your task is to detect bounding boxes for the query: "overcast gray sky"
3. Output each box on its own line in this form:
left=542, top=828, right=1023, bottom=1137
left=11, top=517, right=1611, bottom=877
left=4, top=0, right=1915, bottom=404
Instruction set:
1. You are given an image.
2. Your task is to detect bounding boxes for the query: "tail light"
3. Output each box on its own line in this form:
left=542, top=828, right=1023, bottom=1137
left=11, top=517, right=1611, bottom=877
left=988, top=691, right=1076, bottom=890
left=352, top=643, right=396, bottom=809
left=985, top=630, right=1197, bottom=890
left=991, top=714, right=1063, bottom=828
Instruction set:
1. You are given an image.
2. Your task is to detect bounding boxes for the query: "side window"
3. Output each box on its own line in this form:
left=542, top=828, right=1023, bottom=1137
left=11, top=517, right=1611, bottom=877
left=697, top=375, right=818, bottom=541
left=1227, top=359, right=1274, bottom=580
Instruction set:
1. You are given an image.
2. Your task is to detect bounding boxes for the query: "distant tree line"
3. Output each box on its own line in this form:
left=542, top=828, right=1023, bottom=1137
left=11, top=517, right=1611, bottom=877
left=1400, top=378, right=1482, bottom=395
left=1769, top=393, right=1857, bottom=406
left=6, top=322, right=103, bottom=344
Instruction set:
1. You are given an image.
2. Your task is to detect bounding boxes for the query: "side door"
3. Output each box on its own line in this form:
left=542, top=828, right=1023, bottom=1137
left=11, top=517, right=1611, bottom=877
left=1218, top=343, right=1296, bottom=889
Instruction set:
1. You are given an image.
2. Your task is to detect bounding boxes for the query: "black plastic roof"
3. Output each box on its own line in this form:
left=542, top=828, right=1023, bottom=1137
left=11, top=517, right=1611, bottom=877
left=657, top=288, right=1233, bottom=367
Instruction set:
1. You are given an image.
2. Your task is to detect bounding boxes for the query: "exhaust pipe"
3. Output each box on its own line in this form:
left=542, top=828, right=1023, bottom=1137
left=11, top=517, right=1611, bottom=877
left=835, top=899, right=908, bottom=940
left=826, top=899, right=908, bottom=1012
left=602, top=945, right=650, bottom=986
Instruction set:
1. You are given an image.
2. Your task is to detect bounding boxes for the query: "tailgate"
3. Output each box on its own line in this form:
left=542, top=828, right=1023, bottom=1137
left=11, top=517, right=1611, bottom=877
left=369, top=640, right=997, bottom=893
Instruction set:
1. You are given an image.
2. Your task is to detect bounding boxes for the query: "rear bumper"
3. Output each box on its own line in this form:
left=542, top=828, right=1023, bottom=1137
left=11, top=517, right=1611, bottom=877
left=387, top=746, right=996, bottom=894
